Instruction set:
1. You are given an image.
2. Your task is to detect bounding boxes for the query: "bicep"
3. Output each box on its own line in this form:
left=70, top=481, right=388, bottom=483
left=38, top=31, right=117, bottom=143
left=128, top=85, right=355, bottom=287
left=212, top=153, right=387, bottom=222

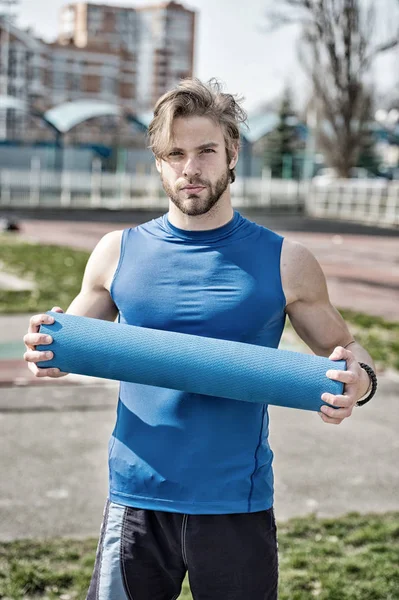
left=65, top=231, right=122, bottom=322
left=66, top=289, right=117, bottom=322
left=282, top=240, right=354, bottom=356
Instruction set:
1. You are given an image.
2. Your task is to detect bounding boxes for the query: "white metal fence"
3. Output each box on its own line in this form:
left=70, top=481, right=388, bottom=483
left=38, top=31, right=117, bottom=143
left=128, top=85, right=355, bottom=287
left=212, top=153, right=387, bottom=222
left=0, top=169, right=303, bottom=211
left=0, top=168, right=398, bottom=227
left=305, top=180, right=399, bottom=227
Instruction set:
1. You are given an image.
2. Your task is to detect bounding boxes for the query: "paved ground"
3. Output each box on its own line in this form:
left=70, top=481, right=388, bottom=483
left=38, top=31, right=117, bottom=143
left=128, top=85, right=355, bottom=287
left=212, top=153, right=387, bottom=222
left=1, top=374, right=398, bottom=541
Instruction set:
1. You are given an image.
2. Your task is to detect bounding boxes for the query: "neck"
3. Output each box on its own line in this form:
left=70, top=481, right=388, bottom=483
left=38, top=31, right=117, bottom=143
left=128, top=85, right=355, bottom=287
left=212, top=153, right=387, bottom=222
left=167, top=192, right=234, bottom=231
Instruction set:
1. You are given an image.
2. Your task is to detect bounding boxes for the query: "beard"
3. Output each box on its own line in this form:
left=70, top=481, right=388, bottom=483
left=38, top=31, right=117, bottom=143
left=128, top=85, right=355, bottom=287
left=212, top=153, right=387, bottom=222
left=161, top=166, right=231, bottom=216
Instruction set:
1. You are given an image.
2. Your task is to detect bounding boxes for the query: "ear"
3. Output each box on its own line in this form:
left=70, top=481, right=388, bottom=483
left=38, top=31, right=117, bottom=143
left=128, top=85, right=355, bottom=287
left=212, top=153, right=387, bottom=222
left=228, top=143, right=239, bottom=170
left=155, top=156, right=162, bottom=174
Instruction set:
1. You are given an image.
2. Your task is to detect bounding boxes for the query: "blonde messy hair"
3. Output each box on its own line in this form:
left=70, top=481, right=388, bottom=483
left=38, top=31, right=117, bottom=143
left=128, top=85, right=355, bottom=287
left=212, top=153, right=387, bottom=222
left=148, top=78, right=248, bottom=183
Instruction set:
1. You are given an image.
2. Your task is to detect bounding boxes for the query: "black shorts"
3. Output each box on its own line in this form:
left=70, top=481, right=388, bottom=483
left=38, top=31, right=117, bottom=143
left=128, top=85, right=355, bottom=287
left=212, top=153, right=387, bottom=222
left=86, top=500, right=278, bottom=600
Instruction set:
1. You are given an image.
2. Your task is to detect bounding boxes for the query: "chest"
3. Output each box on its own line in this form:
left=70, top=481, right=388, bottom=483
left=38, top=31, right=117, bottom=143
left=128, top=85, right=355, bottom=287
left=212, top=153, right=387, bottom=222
left=112, top=240, right=284, bottom=342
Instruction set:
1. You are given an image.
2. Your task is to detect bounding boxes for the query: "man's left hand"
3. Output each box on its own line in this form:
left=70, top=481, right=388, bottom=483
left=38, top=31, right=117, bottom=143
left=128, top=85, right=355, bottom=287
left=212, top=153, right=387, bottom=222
left=319, top=346, right=369, bottom=425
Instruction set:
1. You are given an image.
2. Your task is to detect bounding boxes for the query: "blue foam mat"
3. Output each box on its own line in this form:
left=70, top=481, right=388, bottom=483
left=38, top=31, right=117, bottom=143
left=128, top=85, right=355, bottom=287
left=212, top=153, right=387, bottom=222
left=38, top=312, right=346, bottom=412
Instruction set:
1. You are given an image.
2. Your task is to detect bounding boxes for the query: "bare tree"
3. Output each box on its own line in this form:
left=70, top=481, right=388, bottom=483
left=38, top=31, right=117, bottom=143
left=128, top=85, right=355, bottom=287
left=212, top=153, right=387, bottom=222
left=265, top=0, right=399, bottom=177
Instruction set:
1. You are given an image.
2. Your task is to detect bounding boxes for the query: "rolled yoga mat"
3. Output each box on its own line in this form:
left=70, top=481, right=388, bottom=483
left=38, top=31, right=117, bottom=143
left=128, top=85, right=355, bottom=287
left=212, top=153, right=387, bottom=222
left=38, top=312, right=346, bottom=412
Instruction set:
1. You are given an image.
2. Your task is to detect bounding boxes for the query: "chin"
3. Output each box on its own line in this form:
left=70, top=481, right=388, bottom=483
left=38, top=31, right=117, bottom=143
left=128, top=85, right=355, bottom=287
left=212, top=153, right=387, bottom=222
left=184, top=203, right=218, bottom=217
left=180, top=195, right=208, bottom=211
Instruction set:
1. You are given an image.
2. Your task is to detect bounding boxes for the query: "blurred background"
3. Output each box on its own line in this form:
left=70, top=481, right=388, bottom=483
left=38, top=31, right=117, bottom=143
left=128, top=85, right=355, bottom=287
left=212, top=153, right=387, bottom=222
left=0, top=0, right=398, bottom=220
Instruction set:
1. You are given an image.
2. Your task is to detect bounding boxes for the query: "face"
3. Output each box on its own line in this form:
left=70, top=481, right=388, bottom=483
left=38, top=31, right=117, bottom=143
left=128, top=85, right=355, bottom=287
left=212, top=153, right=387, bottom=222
left=156, top=116, right=238, bottom=217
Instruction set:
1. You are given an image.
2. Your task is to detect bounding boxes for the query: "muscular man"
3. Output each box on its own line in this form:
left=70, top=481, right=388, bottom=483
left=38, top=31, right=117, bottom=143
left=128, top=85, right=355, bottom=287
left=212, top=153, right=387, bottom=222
left=24, top=78, right=376, bottom=600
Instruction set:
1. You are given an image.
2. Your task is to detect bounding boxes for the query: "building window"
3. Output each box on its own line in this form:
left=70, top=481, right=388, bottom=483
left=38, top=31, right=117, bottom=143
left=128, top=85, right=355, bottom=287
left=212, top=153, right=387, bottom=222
left=116, top=11, right=128, bottom=33
left=32, top=66, right=41, bottom=81
left=53, top=72, right=65, bottom=90
left=52, top=56, right=66, bottom=90
left=8, top=108, right=19, bottom=137
left=102, top=75, right=116, bottom=96
left=88, top=6, right=103, bottom=32
left=68, top=72, right=81, bottom=91
left=8, top=47, right=17, bottom=78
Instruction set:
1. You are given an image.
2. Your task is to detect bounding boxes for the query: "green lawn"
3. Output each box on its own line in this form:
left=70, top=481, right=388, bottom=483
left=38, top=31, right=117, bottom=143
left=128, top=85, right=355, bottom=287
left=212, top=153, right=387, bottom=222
left=0, top=512, right=398, bottom=599
left=0, top=235, right=89, bottom=315
left=1, top=234, right=398, bottom=371
left=338, top=309, right=399, bottom=371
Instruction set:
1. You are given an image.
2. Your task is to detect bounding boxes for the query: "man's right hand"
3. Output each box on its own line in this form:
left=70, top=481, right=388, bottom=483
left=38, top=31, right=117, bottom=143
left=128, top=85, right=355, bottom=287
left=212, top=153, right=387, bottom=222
left=23, top=306, right=68, bottom=378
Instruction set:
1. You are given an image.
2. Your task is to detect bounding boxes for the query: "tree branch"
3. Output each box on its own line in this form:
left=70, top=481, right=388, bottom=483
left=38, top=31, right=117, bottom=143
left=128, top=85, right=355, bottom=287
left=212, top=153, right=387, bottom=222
left=263, top=0, right=398, bottom=176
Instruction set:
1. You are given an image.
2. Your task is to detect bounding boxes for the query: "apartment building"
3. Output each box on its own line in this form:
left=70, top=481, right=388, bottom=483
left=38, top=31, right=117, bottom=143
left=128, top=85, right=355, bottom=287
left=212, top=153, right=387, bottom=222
left=46, top=41, right=136, bottom=109
left=59, top=2, right=139, bottom=54
left=59, top=1, right=196, bottom=110
left=0, top=18, right=136, bottom=142
left=0, top=1, right=196, bottom=142
left=0, top=20, right=48, bottom=140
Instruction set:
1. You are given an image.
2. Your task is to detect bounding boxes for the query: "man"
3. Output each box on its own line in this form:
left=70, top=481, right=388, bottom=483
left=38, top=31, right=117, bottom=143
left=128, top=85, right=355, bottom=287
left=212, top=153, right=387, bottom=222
left=24, top=78, right=376, bottom=600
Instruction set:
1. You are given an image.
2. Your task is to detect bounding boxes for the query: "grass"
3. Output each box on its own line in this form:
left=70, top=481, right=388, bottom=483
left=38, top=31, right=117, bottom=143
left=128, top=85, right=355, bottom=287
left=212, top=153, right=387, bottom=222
left=0, top=235, right=89, bottom=314
left=0, top=512, right=398, bottom=599
left=283, top=310, right=399, bottom=372
left=0, top=234, right=398, bottom=370
left=338, top=309, right=399, bottom=371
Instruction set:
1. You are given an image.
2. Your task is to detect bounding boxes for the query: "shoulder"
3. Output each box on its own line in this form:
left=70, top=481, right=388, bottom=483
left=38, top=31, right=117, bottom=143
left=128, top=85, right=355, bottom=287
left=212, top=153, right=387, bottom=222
left=281, top=238, right=328, bottom=305
left=281, top=238, right=316, bottom=269
left=97, top=229, right=124, bottom=248
left=90, top=230, right=124, bottom=259
left=83, top=230, right=124, bottom=288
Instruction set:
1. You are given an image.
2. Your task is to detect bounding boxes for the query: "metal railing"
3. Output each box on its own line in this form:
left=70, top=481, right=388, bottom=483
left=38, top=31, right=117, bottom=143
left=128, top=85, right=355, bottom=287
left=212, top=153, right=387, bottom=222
left=0, top=169, right=304, bottom=211
left=0, top=167, right=398, bottom=227
left=305, top=179, right=399, bottom=227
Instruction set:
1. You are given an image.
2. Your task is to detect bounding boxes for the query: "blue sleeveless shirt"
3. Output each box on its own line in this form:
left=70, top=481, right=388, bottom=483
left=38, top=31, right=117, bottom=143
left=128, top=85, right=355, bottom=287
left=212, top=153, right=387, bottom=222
left=109, top=211, right=286, bottom=514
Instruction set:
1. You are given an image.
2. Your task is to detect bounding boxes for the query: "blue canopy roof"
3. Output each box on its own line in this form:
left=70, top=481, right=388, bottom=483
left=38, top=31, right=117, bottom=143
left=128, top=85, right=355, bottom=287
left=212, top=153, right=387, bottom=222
left=43, top=100, right=152, bottom=134
left=44, top=100, right=123, bottom=133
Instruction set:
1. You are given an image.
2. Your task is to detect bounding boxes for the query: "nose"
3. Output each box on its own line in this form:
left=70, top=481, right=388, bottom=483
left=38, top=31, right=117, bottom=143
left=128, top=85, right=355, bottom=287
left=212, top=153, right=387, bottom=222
left=182, top=156, right=201, bottom=179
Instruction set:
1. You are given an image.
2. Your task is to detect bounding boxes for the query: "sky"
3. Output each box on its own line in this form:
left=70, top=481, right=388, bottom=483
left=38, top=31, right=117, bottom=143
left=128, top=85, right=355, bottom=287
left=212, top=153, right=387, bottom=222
left=10, top=0, right=399, bottom=114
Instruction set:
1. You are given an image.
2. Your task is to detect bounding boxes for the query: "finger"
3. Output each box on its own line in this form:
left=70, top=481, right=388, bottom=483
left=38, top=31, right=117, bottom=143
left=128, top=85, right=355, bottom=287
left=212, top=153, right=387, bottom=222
left=318, top=412, right=344, bottom=425
left=33, top=367, right=64, bottom=378
left=329, top=347, right=359, bottom=372
left=51, top=306, right=64, bottom=313
left=329, top=346, right=348, bottom=361
left=320, top=403, right=353, bottom=420
left=28, top=313, right=55, bottom=333
left=321, top=393, right=349, bottom=408
left=23, top=333, right=53, bottom=348
left=24, top=350, right=54, bottom=363
left=326, top=369, right=357, bottom=385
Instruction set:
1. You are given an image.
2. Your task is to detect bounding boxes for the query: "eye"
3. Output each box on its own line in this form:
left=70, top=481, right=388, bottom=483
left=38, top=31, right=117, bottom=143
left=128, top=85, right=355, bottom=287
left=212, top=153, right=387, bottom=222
left=201, top=148, right=216, bottom=154
left=168, top=151, right=183, bottom=157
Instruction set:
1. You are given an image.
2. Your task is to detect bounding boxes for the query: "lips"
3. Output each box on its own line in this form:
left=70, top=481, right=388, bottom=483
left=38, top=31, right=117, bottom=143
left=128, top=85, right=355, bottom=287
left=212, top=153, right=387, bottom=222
left=182, top=186, right=206, bottom=192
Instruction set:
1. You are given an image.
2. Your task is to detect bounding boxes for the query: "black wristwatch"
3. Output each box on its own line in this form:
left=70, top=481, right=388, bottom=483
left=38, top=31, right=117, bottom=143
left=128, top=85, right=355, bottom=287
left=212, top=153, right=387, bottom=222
left=356, top=363, right=377, bottom=406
